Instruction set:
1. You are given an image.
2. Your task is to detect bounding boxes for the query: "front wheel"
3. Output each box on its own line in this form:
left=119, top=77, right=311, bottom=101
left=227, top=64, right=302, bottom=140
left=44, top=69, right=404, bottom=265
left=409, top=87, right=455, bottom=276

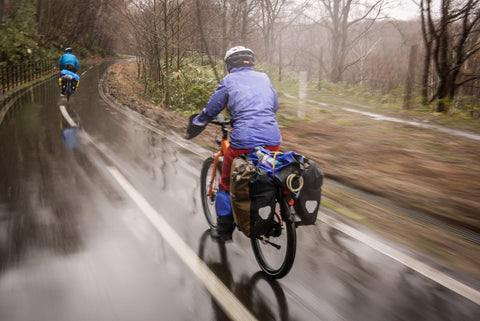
left=200, top=156, right=222, bottom=228
left=251, top=201, right=297, bottom=279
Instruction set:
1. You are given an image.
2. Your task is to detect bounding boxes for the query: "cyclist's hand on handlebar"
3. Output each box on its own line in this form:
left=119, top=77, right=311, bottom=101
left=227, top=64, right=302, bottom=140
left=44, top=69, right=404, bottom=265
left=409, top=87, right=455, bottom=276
left=185, top=114, right=206, bottom=139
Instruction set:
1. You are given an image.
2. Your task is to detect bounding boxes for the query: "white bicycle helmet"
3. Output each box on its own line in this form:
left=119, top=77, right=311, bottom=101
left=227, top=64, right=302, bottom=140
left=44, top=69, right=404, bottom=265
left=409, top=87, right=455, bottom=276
left=224, top=46, right=254, bottom=62
left=224, top=46, right=255, bottom=72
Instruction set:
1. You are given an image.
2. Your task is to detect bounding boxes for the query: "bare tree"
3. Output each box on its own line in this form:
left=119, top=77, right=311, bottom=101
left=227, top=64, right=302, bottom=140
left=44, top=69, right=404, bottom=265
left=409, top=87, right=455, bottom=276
left=255, top=0, right=293, bottom=63
left=420, top=0, right=433, bottom=105
left=1, top=0, right=11, bottom=23
left=195, top=0, right=220, bottom=81
left=351, top=35, right=379, bottom=84
left=316, top=0, right=385, bottom=82
left=219, top=0, right=257, bottom=51
left=34, top=0, right=125, bottom=54
left=421, top=0, right=480, bottom=112
left=122, top=0, right=196, bottom=106
left=404, top=44, right=418, bottom=109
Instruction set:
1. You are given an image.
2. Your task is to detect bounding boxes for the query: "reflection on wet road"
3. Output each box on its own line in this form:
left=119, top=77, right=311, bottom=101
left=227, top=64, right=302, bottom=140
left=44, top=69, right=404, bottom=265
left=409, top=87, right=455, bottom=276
left=0, top=61, right=478, bottom=320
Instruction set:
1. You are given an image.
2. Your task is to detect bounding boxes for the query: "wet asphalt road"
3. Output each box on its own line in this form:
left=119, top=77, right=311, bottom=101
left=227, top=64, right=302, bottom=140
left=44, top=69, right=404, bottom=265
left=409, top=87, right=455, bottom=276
left=0, top=61, right=479, bottom=320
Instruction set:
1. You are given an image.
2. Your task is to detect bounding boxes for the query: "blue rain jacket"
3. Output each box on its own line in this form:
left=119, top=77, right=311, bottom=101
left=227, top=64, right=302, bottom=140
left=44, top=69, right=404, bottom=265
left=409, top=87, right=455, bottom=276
left=193, top=67, right=281, bottom=149
left=58, top=52, right=80, bottom=72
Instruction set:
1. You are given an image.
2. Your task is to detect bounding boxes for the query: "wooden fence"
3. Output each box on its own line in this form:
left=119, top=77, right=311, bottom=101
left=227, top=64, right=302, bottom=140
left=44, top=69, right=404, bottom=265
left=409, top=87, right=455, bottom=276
left=1, top=59, right=58, bottom=96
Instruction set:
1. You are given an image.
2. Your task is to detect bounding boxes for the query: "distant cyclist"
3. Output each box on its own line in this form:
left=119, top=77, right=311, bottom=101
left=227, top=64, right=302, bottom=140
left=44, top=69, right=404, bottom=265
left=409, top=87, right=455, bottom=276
left=58, top=47, right=80, bottom=95
left=58, top=47, right=79, bottom=73
left=186, top=46, right=282, bottom=240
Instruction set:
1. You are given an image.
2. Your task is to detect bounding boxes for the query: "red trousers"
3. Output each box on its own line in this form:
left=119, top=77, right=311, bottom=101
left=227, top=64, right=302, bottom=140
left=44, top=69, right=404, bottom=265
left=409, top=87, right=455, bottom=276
left=219, top=144, right=280, bottom=192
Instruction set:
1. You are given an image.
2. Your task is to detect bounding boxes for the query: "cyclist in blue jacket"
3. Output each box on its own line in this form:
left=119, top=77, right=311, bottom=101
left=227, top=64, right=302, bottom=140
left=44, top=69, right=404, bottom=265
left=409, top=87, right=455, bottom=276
left=186, top=46, right=282, bottom=240
left=58, top=47, right=80, bottom=95
left=58, top=47, right=79, bottom=73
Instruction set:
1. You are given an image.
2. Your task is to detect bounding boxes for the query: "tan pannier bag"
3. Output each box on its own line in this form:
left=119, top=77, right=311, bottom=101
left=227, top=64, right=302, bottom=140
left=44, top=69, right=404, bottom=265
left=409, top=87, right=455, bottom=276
left=230, top=153, right=276, bottom=238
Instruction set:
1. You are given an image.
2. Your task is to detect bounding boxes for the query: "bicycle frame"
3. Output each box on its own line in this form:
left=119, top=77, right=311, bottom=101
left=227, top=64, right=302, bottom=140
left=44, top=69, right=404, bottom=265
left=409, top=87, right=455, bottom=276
left=207, top=120, right=292, bottom=225
left=207, top=122, right=230, bottom=199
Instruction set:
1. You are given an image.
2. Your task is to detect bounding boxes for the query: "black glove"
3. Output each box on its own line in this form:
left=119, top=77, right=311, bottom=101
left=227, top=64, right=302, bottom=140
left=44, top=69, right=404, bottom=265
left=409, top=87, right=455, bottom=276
left=185, top=114, right=206, bottom=139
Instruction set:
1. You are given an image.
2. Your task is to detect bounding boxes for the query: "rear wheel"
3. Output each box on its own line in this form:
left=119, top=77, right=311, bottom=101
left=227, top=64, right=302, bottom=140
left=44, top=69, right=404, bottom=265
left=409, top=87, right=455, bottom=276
left=200, top=157, right=222, bottom=228
left=65, top=79, right=72, bottom=102
left=251, top=200, right=296, bottom=279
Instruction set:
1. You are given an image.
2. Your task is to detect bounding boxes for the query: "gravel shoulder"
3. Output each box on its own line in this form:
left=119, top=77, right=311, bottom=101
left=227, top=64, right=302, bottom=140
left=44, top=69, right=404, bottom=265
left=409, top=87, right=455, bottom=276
left=105, top=60, right=480, bottom=282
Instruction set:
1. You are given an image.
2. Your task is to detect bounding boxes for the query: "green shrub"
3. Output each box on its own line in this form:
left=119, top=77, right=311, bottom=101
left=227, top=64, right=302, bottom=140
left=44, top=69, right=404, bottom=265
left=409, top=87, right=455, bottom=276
left=78, top=47, right=90, bottom=59
left=95, top=47, right=107, bottom=58
left=0, top=2, right=40, bottom=65
left=169, top=61, right=218, bottom=114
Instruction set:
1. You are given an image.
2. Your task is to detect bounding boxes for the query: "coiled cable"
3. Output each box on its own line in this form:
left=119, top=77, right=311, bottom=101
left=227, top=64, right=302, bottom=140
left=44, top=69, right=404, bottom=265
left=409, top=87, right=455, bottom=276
left=286, top=174, right=303, bottom=192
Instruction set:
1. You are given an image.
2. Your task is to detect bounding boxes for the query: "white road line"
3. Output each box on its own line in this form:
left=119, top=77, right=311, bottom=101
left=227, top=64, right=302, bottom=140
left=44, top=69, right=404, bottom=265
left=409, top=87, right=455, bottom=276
left=106, top=166, right=257, bottom=321
left=318, top=211, right=480, bottom=306
left=59, top=105, right=77, bottom=127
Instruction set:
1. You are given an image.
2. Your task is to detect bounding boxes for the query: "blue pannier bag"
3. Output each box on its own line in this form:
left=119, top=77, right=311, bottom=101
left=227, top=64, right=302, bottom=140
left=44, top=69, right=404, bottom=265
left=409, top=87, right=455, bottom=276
left=60, top=69, right=80, bottom=81
left=248, top=146, right=305, bottom=185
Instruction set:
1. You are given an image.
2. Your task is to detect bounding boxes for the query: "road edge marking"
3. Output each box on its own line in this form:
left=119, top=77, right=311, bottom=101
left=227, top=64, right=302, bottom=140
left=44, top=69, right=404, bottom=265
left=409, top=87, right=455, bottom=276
left=59, top=105, right=77, bottom=127
left=107, top=166, right=257, bottom=321
left=318, top=211, right=480, bottom=305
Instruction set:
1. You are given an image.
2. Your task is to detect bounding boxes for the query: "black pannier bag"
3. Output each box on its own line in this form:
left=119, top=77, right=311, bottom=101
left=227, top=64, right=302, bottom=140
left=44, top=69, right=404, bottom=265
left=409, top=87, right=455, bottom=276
left=274, top=158, right=305, bottom=191
left=293, top=158, right=323, bottom=225
left=248, top=146, right=323, bottom=226
left=60, top=75, right=78, bottom=93
left=230, top=153, right=276, bottom=238
left=249, top=165, right=277, bottom=237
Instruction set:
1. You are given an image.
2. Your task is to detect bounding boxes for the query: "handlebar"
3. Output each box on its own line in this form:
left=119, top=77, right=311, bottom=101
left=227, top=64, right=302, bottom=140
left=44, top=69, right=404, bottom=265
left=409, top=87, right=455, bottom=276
left=186, top=114, right=230, bottom=140
left=210, top=115, right=230, bottom=140
left=210, top=115, right=230, bottom=127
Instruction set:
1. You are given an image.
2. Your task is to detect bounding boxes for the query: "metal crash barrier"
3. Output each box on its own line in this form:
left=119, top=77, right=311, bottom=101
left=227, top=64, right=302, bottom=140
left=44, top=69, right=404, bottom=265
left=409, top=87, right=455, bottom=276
left=1, top=59, right=57, bottom=97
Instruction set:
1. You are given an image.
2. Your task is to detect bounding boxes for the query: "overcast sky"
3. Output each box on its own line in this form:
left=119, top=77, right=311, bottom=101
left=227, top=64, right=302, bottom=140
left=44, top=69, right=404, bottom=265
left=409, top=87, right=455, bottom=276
left=387, top=0, right=421, bottom=20
left=387, top=0, right=443, bottom=21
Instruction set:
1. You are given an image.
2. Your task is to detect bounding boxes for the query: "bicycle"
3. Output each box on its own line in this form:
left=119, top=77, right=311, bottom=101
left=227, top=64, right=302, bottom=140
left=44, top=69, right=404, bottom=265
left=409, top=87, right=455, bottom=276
left=59, top=73, right=79, bottom=103
left=200, top=115, right=297, bottom=279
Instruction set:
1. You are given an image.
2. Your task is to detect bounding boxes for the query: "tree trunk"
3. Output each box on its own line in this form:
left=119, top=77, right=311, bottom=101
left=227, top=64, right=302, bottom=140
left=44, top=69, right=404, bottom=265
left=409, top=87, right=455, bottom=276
left=420, top=0, right=431, bottom=106
left=317, top=46, right=323, bottom=90
left=163, top=0, right=170, bottom=109
left=278, top=32, right=282, bottom=82
left=195, top=0, right=220, bottom=82
left=404, top=45, right=418, bottom=110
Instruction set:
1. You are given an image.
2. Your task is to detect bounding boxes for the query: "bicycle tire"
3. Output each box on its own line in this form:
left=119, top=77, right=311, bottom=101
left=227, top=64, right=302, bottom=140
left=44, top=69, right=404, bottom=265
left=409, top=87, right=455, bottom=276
left=200, top=156, right=222, bottom=228
left=66, top=79, right=72, bottom=102
left=250, top=200, right=297, bottom=279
